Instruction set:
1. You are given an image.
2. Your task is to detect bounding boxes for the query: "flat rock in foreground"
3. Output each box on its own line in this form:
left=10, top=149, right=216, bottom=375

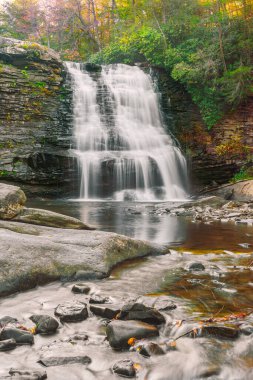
left=0, top=221, right=166, bottom=297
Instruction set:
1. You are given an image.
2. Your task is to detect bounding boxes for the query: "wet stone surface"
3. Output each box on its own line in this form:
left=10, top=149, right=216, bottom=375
left=54, top=301, right=88, bottom=323
left=112, top=359, right=136, bottom=378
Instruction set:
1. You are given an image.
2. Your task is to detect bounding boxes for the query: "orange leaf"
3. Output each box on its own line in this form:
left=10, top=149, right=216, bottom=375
left=128, top=337, right=136, bottom=346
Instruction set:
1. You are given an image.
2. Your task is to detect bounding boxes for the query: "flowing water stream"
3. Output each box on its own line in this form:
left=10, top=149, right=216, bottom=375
left=66, top=63, right=188, bottom=201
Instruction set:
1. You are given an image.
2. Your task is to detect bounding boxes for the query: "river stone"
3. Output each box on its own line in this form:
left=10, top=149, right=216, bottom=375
left=136, top=342, right=165, bottom=357
left=112, top=359, right=136, bottom=378
left=9, top=369, right=47, bottom=380
left=0, top=328, right=34, bottom=345
left=239, top=324, right=253, bottom=336
left=72, top=283, right=91, bottom=294
left=90, top=304, right=121, bottom=319
left=29, top=315, right=59, bottom=334
left=0, top=316, right=18, bottom=327
left=89, top=294, right=110, bottom=304
left=118, top=303, right=165, bottom=325
left=0, top=220, right=164, bottom=297
left=191, top=325, right=239, bottom=340
left=0, top=338, right=16, bottom=351
left=106, top=320, right=159, bottom=349
left=153, top=296, right=177, bottom=312
left=13, top=208, right=95, bottom=230
left=0, top=184, right=26, bottom=219
left=55, top=301, right=88, bottom=322
left=38, top=356, right=91, bottom=367
left=187, top=262, right=205, bottom=272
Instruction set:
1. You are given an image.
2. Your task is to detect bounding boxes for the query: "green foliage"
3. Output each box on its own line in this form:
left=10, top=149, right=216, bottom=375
left=231, top=169, right=253, bottom=183
left=1, top=0, right=253, bottom=130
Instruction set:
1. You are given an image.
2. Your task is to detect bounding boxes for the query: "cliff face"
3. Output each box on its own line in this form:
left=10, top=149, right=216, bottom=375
left=0, top=38, right=251, bottom=196
left=0, top=37, right=78, bottom=196
left=155, top=68, right=252, bottom=190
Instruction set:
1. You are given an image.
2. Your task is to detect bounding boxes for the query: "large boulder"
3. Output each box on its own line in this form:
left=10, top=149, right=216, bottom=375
left=118, top=303, right=165, bottom=325
left=0, top=183, right=26, bottom=219
left=0, top=220, right=166, bottom=297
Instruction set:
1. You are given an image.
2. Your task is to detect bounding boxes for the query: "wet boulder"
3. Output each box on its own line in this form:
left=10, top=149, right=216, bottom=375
left=134, top=342, right=165, bottom=357
left=0, top=338, right=16, bottom=351
left=89, top=294, right=110, bottom=304
left=38, top=356, right=91, bottom=367
left=112, top=359, right=136, bottom=378
left=0, top=328, right=34, bottom=345
left=9, top=369, right=47, bottom=380
left=55, top=301, right=88, bottom=322
left=30, top=315, right=59, bottom=335
left=118, top=302, right=165, bottom=325
left=187, top=262, right=205, bottom=272
left=106, top=320, right=159, bottom=349
left=72, top=283, right=91, bottom=294
left=90, top=304, right=121, bottom=319
left=0, top=316, right=18, bottom=327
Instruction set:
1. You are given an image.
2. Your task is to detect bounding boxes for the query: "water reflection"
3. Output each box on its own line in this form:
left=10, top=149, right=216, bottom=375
left=26, top=200, right=253, bottom=249
left=78, top=202, right=187, bottom=244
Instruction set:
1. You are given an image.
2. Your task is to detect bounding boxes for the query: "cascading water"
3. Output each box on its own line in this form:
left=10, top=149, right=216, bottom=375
left=66, top=62, right=188, bottom=201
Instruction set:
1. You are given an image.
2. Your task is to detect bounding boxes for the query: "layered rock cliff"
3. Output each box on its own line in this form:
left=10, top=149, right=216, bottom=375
left=154, top=68, right=253, bottom=190
left=0, top=37, right=252, bottom=196
left=0, top=37, right=78, bottom=196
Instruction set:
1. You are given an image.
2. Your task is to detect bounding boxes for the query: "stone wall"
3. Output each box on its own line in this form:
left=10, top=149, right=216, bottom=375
left=0, top=37, right=78, bottom=197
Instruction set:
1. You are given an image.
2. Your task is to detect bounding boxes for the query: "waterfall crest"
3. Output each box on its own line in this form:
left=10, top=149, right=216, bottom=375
left=66, top=62, right=188, bottom=201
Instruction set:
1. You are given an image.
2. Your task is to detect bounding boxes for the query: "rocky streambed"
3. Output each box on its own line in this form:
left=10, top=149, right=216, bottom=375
left=0, top=248, right=252, bottom=380
left=0, top=183, right=253, bottom=379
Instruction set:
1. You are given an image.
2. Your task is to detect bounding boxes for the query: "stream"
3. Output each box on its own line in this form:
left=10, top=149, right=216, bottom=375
left=0, top=200, right=252, bottom=379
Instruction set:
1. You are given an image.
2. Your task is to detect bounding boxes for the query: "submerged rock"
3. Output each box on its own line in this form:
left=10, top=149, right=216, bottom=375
left=118, top=302, right=165, bottom=325
left=112, top=359, right=136, bottom=378
left=187, top=262, right=205, bottom=272
left=72, top=283, right=91, bottom=294
left=0, top=339, right=16, bottom=351
left=190, top=325, right=239, bottom=340
left=90, top=304, right=121, bottom=319
left=0, top=328, right=34, bottom=345
left=9, top=369, right=47, bottom=380
left=55, top=301, right=88, bottom=322
left=106, top=320, right=159, bottom=349
left=89, top=294, right=110, bottom=304
left=30, top=315, right=59, bottom=334
left=38, top=356, right=91, bottom=367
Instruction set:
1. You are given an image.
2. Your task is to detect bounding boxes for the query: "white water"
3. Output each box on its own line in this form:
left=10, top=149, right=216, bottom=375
left=66, top=62, right=188, bottom=201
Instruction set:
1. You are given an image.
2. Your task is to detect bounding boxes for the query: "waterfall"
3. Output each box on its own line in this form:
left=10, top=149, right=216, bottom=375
left=66, top=62, right=188, bottom=201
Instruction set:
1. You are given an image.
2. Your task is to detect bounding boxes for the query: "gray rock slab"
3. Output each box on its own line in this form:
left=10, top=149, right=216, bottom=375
left=0, top=221, right=166, bottom=297
left=13, top=207, right=95, bottom=230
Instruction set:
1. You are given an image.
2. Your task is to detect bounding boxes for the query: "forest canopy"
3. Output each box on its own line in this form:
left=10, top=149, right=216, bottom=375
left=1, top=0, right=253, bottom=128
